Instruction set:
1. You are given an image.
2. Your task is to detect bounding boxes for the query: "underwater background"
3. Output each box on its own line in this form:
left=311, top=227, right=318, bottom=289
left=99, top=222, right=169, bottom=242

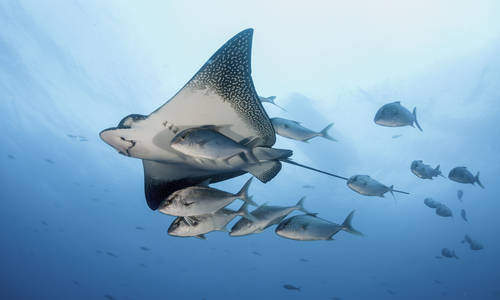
left=1, top=1, right=500, bottom=299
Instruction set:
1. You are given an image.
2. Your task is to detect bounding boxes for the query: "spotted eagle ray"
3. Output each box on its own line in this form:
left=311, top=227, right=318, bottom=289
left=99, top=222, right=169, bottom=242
left=100, top=29, right=348, bottom=210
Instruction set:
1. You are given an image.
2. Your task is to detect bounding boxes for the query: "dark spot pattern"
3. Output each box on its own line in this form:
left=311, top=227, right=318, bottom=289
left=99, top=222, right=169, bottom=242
left=185, top=29, right=275, bottom=146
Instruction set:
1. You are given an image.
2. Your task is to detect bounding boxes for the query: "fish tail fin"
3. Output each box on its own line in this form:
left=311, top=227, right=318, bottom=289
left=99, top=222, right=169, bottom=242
left=236, top=178, right=257, bottom=206
left=341, top=210, right=363, bottom=236
left=475, top=172, right=484, bottom=188
left=389, top=185, right=396, bottom=200
left=319, top=123, right=337, bottom=141
left=267, top=96, right=276, bottom=102
left=252, top=147, right=293, bottom=162
left=295, top=196, right=312, bottom=214
left=435, top=165, right=444, bottom=177
left=236, top=202, right=257, bottom=222
left=413, top=107, right=423, bottom=131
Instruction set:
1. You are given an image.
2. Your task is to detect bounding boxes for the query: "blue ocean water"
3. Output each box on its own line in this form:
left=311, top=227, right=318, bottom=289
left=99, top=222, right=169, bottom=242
left=1, top=1, right=500, bottom=299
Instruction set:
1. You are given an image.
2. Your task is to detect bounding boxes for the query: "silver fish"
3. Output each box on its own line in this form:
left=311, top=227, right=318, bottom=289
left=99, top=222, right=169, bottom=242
left=271, top=117, right=336, bottom=142
left=462, top=234, right=483, bottom=250
left=441, top=248, right=459, bottom=259
left=167, top=202, right=256, bottom=239
left=410, top=160, right=443, bottom=179
left=259, top=95, right=286, bottom=111
left=424, top=197, right=441, bottom=209
left=448, top=167, right=484, bottom=188
left=392, top=134, right=402, bottom=139
left=457, top=190, right=463, bottom=201
left=230, top=197, right=311, bottom=237
left=374, top=101, right=422, bottom=131
left=275, top=211, right=363, bottom=241
left=435, top=204, right=453, bottom=217
left=171, top=126, right=259, bottom=163
left=347, top=175, right=408, bottom=197
left=460, top=209, right=468, bottom=223
left=158, top=178, right=256, bottom=216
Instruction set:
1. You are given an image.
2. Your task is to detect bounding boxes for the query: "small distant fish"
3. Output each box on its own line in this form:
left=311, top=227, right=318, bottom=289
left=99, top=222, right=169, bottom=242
left=460, top=209, right=468, bottom=223
left=139, top=263, right=148, bottom=268
left=67, top=134, right=77, bottom=138
left=7, top=154, right=15, bottom=159
left=462, top=234, right=483, bottom=250
left=275, top=211, right=362, bottom=241
left=374, top=101, right=422, bottom=131
left=435, top=204, right=453, bottom=217
left=299, top=258, right=309, bottom=262
left=159, top=178, right=256, bottom=217
left=104, top=295, right=116, bottom=300
left=79, top=137, right=88, bottom=142
left=302, top=184, right=314, bottom=189
left=72, top=280, right=80, bottom=286
left=441, top=248, right=459, bottom=259
left=386, top=289, right=396, bottom=295
left=135, top=226, right=144, bottom=230
left=139, top=246, right=151, bottom=251
left=271, top=117, right=336, bottom=142
left=424, top=197, right=442, bottom=209
left=41, top=221, right=48, bottom=226
left=283, top=284, right=300, bottom=291
left=105, top=252, right=118, bottom=258
left=448, top=167, right=484, bottom=188
left=44, top=158, right=55, bottom=164
left=391, top=134, right=402, bottom=139
left=347, top=175, right=408, bottom=197
left=259, top=95, right=286, bottom=111
left=252, top=251, right=262, bottom=256
left=410, top=160, right=443, bottom=180
left=434, top=280, right=442, bottom=284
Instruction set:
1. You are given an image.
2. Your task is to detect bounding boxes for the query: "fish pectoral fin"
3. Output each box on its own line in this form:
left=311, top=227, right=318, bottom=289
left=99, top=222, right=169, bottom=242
left=183, top=201, right=195, bottom=207
left=239, top=136, right=264, bottom=148
left=184, top=216, right=198, bottom=226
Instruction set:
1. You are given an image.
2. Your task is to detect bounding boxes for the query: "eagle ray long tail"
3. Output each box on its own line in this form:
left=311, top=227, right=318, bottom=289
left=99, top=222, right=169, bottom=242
left=392, top=189, right=410, bottom=195
left=281, top=159, right=349, bottom=181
